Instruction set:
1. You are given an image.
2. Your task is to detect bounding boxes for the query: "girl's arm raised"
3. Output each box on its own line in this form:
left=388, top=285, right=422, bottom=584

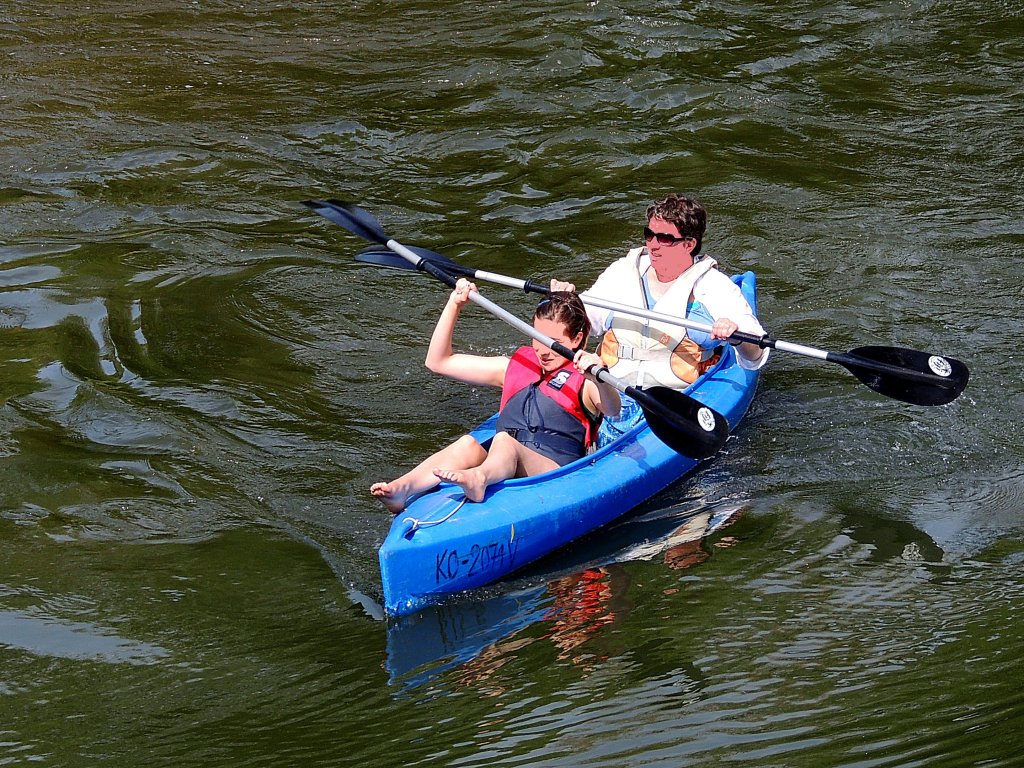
left=424, top=279, right=508, bottom=388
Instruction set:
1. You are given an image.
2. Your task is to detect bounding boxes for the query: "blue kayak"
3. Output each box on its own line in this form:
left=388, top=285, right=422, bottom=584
left=379, top=271, right=762, bottom=618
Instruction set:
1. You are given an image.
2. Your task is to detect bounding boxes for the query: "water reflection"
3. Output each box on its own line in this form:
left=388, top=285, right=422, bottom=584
left=386, top=503, right=746, bottom=691
left=384, top=583, right=550, bottom=690
left=384, top=496, right=962, bottom=700
left=622, top=505, right=745, bottom=572
left=0, top=608, right=168, bottom=665
left=839, top=502, right=945, bottom=565
left=542, top=567, right=626, bottom=667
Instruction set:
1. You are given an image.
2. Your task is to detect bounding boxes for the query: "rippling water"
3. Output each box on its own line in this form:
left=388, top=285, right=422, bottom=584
left=2, top=2, right=1022, bottom=766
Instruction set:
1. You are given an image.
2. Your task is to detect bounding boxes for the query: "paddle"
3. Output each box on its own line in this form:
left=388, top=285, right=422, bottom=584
left=352, top=242, right=969, bottom=407
left=302, top=199, right=730, bottom=459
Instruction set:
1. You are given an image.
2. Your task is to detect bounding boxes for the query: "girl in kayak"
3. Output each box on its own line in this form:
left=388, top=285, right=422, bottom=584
left=371, top=279, right=620, bottom=513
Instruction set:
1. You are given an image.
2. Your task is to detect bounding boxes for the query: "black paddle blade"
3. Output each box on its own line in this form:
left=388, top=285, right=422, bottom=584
left=355, top=244, right=460, bottom=272
left=628, top=385, right=730, bottom=459
left=837, top=346, right=969, bottom=406
left=302, top=199, right=388, bottom=245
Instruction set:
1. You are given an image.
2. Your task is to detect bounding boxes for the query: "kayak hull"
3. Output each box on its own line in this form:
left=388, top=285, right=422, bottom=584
left=379, top=272, right=761, bottom=617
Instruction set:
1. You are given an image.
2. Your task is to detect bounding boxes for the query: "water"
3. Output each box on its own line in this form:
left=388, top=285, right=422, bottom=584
left=2, top=1, right=1022, bottom=765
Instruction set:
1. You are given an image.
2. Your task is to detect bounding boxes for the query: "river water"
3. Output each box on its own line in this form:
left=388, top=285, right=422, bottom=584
left=2, top=2, right=1022, bottom=766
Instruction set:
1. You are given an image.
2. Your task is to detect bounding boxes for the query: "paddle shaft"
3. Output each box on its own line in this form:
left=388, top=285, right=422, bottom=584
left=399, top=255, right=769, bottom=345
left=400, top=257, right=962, bottom=388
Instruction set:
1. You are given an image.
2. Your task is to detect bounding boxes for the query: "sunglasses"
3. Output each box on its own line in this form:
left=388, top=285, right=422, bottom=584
left=643, top=226, right=691, bottom=246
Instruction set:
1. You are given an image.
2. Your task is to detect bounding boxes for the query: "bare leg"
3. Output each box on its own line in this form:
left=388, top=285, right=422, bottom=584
left=433, top=433, right=559, bottom=502
left=370, top=434, right=487, bottom=514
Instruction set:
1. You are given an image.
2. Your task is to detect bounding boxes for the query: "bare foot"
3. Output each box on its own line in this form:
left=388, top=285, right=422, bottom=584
left=433, top=467, right=487, bottom=502
left=370, top=481, right=409, bottom=515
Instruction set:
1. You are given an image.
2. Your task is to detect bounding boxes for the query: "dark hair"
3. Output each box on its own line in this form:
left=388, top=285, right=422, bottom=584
left=646, top=194, right=708, bottom=255
left=534, top=291, right=591, bottom=347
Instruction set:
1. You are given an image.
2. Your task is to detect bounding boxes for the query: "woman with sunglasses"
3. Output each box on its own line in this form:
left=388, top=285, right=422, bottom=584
left=551, top=193, right=768, bottom=444
left=370, top=279, right=620, bottom=513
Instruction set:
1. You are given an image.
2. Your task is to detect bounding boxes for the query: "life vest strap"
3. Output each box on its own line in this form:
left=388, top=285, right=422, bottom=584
left=616, top=344, right=661, bottom=362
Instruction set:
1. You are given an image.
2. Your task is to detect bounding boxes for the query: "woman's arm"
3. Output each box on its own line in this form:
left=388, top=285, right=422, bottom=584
left=424, top=278, right=509, bottom=387
left=697, top=270, right=769, bottom=369
left=710, top=317, right=765, bottom=363
left=574, top=350, right=621, bottom=418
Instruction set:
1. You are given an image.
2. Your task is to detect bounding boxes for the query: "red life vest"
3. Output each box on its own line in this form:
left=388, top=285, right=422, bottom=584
left=496, top=346, right=599, bottom=465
